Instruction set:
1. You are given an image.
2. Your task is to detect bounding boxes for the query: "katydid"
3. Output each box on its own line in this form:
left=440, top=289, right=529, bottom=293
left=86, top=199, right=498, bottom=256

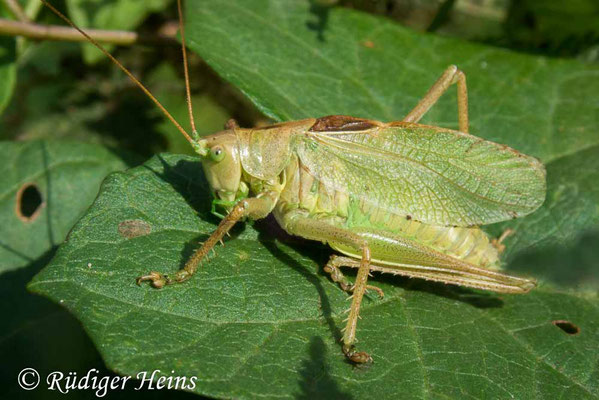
left=41, top=0, right=546, bottom=364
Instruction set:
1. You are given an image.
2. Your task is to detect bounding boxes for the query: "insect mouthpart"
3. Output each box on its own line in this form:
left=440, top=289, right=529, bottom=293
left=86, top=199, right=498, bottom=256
left=215, top=189, right=237, bottom=202
left=192, top=139, right=209, bottom=157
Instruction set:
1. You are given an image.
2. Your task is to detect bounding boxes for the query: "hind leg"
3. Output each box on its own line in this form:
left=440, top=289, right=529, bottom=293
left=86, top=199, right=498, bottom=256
left=279, top=210, right=376, bottom=363
left=403, top=65, right=469, bottom=133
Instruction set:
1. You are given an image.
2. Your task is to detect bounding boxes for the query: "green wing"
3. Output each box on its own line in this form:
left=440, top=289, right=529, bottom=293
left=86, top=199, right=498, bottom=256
left=295, top=123, right=546, bottom=227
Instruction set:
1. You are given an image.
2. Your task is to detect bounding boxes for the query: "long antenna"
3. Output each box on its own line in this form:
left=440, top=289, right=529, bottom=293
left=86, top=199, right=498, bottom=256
left=177, top=0, right=197, bottom=136
left=39, top=0, right=196, bottom=146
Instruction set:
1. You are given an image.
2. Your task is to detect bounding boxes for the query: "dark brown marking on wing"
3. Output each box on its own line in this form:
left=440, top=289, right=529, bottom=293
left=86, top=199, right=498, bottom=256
left=310, top=115, right=379, bottom=132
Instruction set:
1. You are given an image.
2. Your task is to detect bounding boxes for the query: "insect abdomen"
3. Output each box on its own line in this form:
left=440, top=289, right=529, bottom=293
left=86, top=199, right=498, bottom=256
left=361, top=210, right=500, bottom=269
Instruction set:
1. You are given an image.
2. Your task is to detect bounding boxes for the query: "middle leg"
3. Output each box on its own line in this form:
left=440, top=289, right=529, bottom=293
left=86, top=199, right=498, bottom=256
left=324, top=255, right=385, bottom=298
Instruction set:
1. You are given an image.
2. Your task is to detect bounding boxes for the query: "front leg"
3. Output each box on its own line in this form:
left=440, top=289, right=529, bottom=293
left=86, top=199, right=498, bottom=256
left=137, top=190, right=279, bottom=288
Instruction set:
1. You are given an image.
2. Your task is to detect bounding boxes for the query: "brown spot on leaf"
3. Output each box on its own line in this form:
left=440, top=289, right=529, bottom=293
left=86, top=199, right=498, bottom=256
left=310, top=115, right=378, bottom=132
left=118, top=219, right=152, bottom=239
left=552, top=320, right=580, bottom=335
left=406, top=215, right=412, bottom=220
left=15, top=183, right=44, bottom=222
left=362, top=40, right=375, bottom=48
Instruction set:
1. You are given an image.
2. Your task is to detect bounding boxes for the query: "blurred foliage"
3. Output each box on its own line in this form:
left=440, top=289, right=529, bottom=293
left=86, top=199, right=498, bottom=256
left=339, top=0, right=599, bottom=59
left=65, top=0, right=172, bottom=63
left=0, top=0, right=263, bottom=159
left=503, top=0, right=599, bottom=58
left=0, top=0, right=597, bottom=399
left=0, top=4, right=16, bottom=113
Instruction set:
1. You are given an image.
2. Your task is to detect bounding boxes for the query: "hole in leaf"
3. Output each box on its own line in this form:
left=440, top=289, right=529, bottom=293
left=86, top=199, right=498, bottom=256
left=552, top=320, right=580, bottom=335
left=16, top=183, right=44, bottom=222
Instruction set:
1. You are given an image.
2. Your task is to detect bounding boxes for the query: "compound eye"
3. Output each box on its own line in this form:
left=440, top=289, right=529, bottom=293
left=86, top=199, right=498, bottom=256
left=209, top=146, right=225, bottom=162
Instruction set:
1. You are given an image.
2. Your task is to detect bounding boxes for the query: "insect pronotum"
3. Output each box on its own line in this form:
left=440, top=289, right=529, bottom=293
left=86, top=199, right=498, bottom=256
left=41, top=0, right=546, bottom=363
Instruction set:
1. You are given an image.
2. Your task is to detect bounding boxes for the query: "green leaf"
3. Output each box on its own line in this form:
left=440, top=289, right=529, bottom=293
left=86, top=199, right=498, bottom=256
left=0, top=140, right=128, bottom=273
left=29, top=0, right=599, bottom=398
left=66, top=0, right=173, bottom=64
